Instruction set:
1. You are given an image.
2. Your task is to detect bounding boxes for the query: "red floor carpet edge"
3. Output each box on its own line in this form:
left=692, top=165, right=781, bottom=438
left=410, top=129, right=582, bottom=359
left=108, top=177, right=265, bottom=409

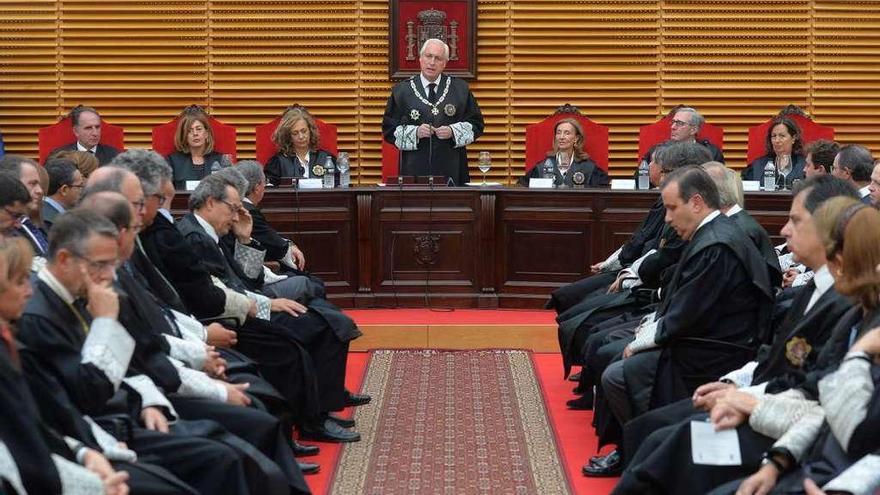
left=307, top=352, right=617, bottom=495
left=345, top=308, right=556, bottom=326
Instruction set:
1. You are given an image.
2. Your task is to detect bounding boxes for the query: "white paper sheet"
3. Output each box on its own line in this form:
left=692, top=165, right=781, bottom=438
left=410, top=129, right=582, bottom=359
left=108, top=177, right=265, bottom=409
left=690, top=420, right=742, bottom=466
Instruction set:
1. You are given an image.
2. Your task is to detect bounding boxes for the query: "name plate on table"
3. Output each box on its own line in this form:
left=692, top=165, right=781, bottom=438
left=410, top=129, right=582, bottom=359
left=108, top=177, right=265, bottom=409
left=528, top=178, right=554, bottom=188
left=742, top=180, right=760, bottom=192
left=611, top=179, right=636, bottom=190
left=185, top=180, right=200, bottom=191
left=297, top=178, right=323, bottom=189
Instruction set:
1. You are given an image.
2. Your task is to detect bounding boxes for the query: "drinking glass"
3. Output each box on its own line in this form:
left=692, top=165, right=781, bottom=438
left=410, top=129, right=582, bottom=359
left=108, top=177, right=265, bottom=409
left=478, top=151, right=491, bottom=185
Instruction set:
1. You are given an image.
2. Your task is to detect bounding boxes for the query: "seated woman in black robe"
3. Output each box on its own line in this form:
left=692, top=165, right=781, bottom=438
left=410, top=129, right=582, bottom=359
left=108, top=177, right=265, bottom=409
left=518, top=118, right=609, bottom=188
left=742, top=116, right=806, bottom=190
left=265, top=106, right=337, bottom=186
left=166, top=110, right=224, bottom=189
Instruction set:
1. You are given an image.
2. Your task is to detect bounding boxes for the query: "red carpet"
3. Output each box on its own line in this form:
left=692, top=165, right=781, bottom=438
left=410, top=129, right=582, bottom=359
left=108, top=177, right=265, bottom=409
left=346, top=308, right=556, bottom=326
left=306, top=352, right=617, bottom=495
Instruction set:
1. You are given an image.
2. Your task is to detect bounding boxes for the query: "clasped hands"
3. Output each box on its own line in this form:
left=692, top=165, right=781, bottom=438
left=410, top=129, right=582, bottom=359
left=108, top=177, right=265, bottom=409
left=416, top=124, right=453, bottom=140
left=691, top=381, right=759, bottom=431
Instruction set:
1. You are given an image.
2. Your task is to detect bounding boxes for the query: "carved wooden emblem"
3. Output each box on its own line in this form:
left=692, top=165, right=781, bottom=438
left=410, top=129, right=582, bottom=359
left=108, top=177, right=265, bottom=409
left=412, top=234, right=441, bottom=265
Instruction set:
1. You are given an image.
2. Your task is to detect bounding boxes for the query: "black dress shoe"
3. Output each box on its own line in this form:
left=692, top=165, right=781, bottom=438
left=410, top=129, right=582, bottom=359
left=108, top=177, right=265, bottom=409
left=344, top=392, right=371, bottom=407
left=582, top=450, right=621, bottom=477
left=566, top=394, right=593, bottom=410
left=298, top=461, right=320, bottom=475
left=300, top=419, right=361, bottom=443
left=328, top=413, right=355, bottom=429
left=568, top=371, right=582, bottom=382
left=292, top=440, right=319, bottom=457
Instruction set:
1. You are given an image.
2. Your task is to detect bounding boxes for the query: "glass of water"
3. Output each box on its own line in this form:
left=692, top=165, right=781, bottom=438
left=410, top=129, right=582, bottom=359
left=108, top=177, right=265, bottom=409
left=336, top=152, right=350, bottom=187
left=478, top=151, right=491, bottom=185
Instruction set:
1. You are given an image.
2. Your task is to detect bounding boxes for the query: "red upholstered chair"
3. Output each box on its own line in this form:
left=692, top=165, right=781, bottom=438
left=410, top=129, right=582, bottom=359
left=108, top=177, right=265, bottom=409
left=746, top=107, right=835, bottom=164
left=38, top=117, right=125, bottom=164
left=255, top=113, right=338, bottom=166
left=382, top=141, right=400, bottom=182
left=638, top=114, right=724, bottom=162
left=524, top=104, right=609, bottom=172
left=151, top=108, right=237, bottom=161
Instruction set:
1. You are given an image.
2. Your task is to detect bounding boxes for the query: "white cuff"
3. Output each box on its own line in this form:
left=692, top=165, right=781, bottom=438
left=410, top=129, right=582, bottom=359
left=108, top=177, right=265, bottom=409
left=449, top=122, right=474, bottom=148
left=263, top=265, right=288, bottom=284
left=165, top=335, right=207, bottom=370
left=83, top=416, right=137, bottom=463
left=234, top=241, right=265, bottom=279
left=123, top=375, right=178, bottom=421
left=630, top=248, right=656, bottom=281
left=176, top=366, right=227, bottom=403
left=0, top=441, right=26, bottom=495
left=170, top=309, right=208, bottom=342
left=720, top=361, right=759, bottom=388
left=52, top=454, right=104, bottom=495
left=823, top=454, right=880, bottom=495
left=81, top=318, right=135, bottom=391
left=629, top=318, right=659, bottom=353
left=394, top=125, right=419, bottom=151
left=247, top=291, right=272, bottom=320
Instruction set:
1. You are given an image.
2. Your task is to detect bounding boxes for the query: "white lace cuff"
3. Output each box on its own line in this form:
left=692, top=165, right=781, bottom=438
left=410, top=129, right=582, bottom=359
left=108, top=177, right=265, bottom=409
left=81, top=318, right=135, bottom=390
left=720, top=361, right=759, bottom=388
left=823, top=454, right=880, bottom=495
left=749, top=392, right=813, bottom=440
left=165, top=335, right=207, bottom=370
left=170, top=309, right=208, bottom=342
left=175, top=365, right=227, bottom=403
left=819, top=354, right=874, bottom=450
left=629, top=318, right=659, bottom=353
left=52, top=453, right=104, bottom=495
left=123, top=375, right=178, bottom=421
left=246, top=291, right=272, bottom=320
left=394, top=125, right=419, bottom=151
left=449, top=122, right=474, bottom=148
left=234, top=241, right=266, bottom=279
left=83, top=416, right=137, bottom=462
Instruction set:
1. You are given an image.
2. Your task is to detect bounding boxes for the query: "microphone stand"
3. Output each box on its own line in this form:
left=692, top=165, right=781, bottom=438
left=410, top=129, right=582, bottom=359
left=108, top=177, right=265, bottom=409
left=389, top=114, right=409, bottom=308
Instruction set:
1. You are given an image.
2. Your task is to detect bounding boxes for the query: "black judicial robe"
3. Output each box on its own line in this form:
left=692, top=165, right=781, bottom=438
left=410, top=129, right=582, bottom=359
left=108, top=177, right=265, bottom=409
left=742, top=153, right=807, bottom=190
left=730, top=208, right=783, bottom=291
left=621, top=282, right=853, bottom=467
left=264, top=149, right=336, bottom=187
left=17, top=278, right=253, bottom=495
left=50, top=143, right=119, bottom=166
left=382, top=73, right=485, bottom=185
left=0, top=341, right=62, bottom=495
left=556, top=224, right=687, bottom=376
left=517, top=156, right=610, bottom=188
left=177, top=212, right=349, bottom=413
left=167, top=150, right=224, bottom=190
left=624, top=214, right=775, bottom=414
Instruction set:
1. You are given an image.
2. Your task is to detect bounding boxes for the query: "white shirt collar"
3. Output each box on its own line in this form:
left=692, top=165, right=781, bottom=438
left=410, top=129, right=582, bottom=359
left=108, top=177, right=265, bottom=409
left=695, top=210, right=722, bottom=234
left=158, top=209, right=174, bottom=223
left=724, top=204, right=743, bottom=217
left=859, top=185, right=871, bottom=198
left=38, top=267, right=76, bottom=305
left=242, top=197, right=253, bottom=205
left=75, top=142, right=97, bottom=154
left=812, top=264, right=834, bottom=298
left=193, top=212, right=219, bottom=244
left=420, top=73, right=442, bottom=93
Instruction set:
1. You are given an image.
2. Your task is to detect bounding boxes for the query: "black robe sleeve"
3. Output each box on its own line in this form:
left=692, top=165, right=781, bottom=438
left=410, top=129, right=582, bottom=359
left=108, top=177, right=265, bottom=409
left=247, top=204, right=289, bottom=262
left=265, top=154, right=284, bottom=186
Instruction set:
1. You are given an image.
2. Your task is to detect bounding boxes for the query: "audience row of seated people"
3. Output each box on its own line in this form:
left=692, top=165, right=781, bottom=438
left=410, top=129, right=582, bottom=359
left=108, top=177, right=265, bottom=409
left=0, top=149, right=372, bottom=494
left=550, top=138, right=880, bottom=494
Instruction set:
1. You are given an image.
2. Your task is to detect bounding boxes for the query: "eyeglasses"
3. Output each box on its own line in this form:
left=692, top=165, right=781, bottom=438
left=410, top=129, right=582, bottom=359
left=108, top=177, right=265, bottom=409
left=219, top=199, right=242, bottom=214
left=130, top=199, right=146, bottom=212
left=670, top=120, right=693, bottom=128
left=72, top=252, right=118, bottom=273
left=1, top=206, right=26, bottom=219
left=68, top=183, right=85, bottom=190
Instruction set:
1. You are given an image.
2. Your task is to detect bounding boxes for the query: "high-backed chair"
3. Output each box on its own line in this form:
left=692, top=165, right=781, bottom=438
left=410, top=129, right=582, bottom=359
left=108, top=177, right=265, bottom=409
left=524, top=104, right=609, bottom=172
left=255, top=108, right=338, bottom=166
left=38, top=117, right=125, bottom=164
left=746, top=106, right=835, bottom=164
left=638, top=113, right=724, bottom=162
left=151, top=106, right=237, bottom=161
left=382, top=141, right=400, bottom=182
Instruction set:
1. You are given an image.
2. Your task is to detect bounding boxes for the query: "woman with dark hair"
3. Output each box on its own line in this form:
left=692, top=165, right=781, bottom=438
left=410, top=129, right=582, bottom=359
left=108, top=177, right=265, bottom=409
left=743, top=116, right=806, bottom=189
left=518, top=118, right=609, bottom=187
left=166, top=110, right=225, bottom=189
left=265, top=106, right=337, bottom=186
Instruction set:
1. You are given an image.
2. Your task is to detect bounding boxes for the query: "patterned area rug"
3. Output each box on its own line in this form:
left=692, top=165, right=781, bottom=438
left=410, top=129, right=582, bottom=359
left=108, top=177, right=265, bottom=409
left=330, top=350, right=571, bottom=494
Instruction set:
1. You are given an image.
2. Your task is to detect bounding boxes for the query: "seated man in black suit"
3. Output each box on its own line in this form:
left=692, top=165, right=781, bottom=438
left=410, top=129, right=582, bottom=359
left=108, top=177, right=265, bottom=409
left=640, top=106, right=724, bottom=165
left=49, top=105, right=120, bottom=166
left=42, top=157, right=84, bottom=229
left=0, top=154, right=49, bottom=260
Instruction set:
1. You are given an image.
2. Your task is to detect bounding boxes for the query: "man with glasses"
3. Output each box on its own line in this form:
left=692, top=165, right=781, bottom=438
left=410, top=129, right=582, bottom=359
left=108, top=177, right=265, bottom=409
left=640, top=106, right=725, bottom=166
left=0, top=172, right=30, bottom=236
left=42, top=157, right=85, bottom=229
left=0, top=154, right=49, bottom=259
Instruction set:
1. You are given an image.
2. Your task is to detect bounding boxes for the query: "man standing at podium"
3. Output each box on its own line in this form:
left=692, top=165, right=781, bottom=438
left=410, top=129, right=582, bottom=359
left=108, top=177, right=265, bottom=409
left=382, top=38, right=485, bottom=186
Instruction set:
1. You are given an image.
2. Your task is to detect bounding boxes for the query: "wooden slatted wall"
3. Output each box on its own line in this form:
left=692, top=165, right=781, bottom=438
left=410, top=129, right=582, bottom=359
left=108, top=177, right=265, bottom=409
left=1, top=0, right=879, bottom=182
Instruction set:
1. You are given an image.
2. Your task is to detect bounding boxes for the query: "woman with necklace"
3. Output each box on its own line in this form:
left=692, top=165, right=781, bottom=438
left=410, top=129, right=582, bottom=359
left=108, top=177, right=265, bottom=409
left=265, top=107, right=337, bottom=187
left=518, top=118, right=609, bottom=187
